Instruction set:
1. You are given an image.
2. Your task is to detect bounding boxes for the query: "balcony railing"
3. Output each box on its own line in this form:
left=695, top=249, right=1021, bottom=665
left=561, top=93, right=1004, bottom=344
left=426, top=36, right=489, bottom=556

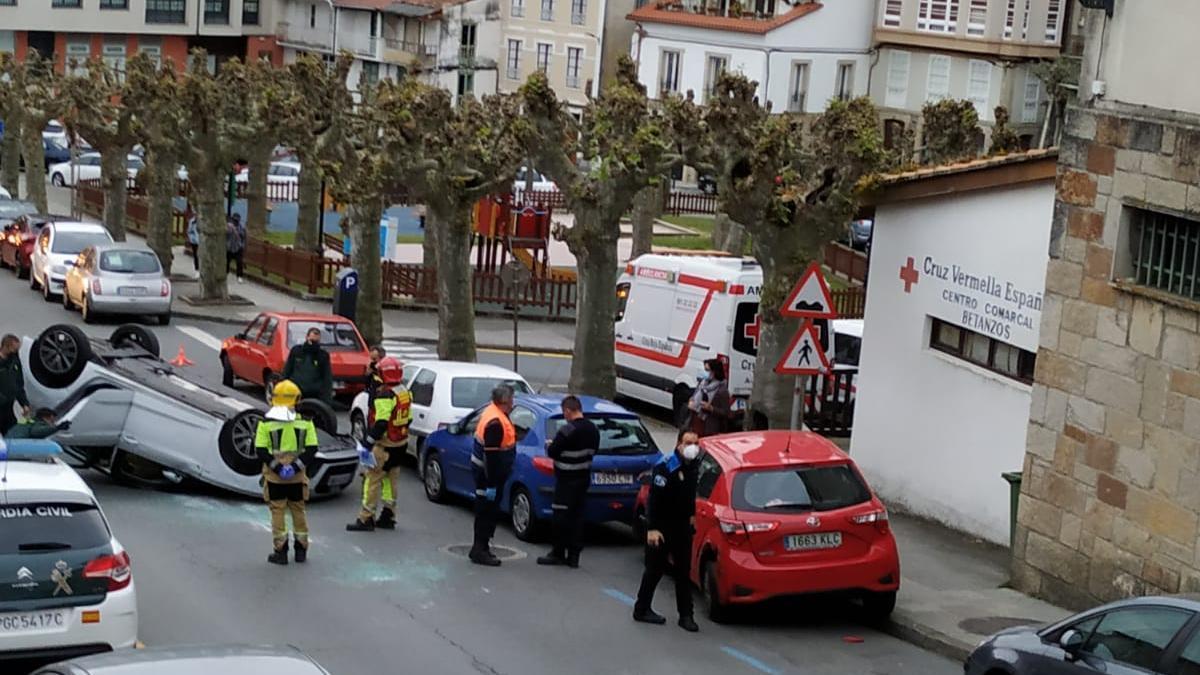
left=643, top=0, right=780, bottom=21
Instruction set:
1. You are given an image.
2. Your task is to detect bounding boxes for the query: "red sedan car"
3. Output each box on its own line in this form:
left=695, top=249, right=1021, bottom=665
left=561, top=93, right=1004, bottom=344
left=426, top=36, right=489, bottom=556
left=220, top=312, right=372, bottom=395
left=0, top=214, right=55, bottom=279
left=635, top=431, right=899, bottom=622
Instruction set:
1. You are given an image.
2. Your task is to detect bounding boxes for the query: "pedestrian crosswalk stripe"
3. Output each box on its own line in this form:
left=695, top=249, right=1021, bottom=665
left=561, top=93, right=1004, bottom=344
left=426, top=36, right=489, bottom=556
left=178, top=325, right=224, bottom=351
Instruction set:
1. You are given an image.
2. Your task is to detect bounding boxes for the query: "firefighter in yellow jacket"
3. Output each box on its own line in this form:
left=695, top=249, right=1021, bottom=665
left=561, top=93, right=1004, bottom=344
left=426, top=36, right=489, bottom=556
left=255, top=379, right=319, bottom=565
left=347, top=357, right=412, bottom=531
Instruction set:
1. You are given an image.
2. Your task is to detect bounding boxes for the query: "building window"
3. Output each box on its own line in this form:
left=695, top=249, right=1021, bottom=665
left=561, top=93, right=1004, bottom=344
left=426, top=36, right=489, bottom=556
left=884, top=119, right=906, bottom=149
left=882, top=0, right=901, bottom=27
left=967, top=59, right=992, bottom=119
left=789, top=61, right=809, bottom=112
left=102, top=40, right=127, bottom=80
left=205, top=0, right=229, bottom=23
left=752, top=0, right=774, bottom=16
left=658, top=49, right=681, bottom=95
left=362, top=61, right=379, bottom=86
left=931, top=318, right=1036, bottom=383
left=835, top=62, right=855, bottom=101
left=66, top=39, right=91, bottom=76
left=1130, top=208, right=1200, bottom=302
left=917, top=0, right=956, bottom=33
left=1020, top=0, right=1030, bottom=39
left=138, top=38, right=162, bottom=68
left=506, top=39, right=521, bottom=79
left=309, top=4, right=316, bottom=27
left=0, top=31, right=13, bottom=49
left=1045, top=0, right=1061, bottom=42
left=884, top=50, right=909, bottom=109
left=52, top=0, right=82, bottom=7
left=146, top=0, right=185, bottom=22
left=460, top=23, right=477, bottom=61
left=570, top=0, right=585, bottom=24
left=511, top=0, right=524, bottom=17
left=540, top=0, right=552, bottom=20
left=967, top=0, right=986, bottom=36
left=565, top=46, right=582, bottom=89
left=457, top=70, right=475, bottom=97
left=535, top=43, right=551, bottom=75
left=926, top=54, right=950, bottom=101
left=1003, top=0, right=1015, bottom=38
left=1021, top=77, right=1041, bottom=123
left=100, top=0, right=128, bottom=9
left=703, top=54, right=727, bottom=101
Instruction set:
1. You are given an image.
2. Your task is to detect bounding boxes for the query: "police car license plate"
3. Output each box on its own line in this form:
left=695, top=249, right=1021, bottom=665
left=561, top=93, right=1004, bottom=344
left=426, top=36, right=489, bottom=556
left=592, top=472, right=633, bottom=486
left=0, top=610, right=67, bottom=634
left=784, top=532, right=842, bottom=551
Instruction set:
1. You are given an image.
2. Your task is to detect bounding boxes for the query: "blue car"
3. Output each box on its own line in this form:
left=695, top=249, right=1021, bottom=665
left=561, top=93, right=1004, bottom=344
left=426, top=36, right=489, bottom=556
left=421, top=394, right=663, bottom=541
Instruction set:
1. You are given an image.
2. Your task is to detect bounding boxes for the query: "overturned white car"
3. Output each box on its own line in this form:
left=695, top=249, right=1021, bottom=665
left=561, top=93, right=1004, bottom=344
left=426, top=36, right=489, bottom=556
left=20, top=324, right=359, bottom=499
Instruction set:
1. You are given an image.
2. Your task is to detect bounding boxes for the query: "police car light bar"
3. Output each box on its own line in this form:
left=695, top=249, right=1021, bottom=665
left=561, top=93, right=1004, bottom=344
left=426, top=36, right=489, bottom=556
left=0, top=439, right=65, bottom=461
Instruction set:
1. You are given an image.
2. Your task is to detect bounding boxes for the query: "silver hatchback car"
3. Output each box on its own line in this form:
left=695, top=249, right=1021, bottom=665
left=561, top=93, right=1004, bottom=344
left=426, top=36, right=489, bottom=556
left=63, top=243, right=172, bottom=325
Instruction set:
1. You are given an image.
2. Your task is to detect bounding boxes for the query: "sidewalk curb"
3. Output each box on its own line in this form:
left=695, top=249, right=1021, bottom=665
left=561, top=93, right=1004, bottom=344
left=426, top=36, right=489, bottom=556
left=172, top=308, right=251, bottom=327
left=884, top=610, right=973, bottom=664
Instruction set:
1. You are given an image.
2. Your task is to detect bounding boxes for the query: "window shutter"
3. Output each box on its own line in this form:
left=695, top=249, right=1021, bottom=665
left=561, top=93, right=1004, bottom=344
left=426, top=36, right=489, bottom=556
left=885, top=51, right=910, bottom=109
left=926, top=54, right=950, bottom=102
left=967, top=59, right=992, bottom=120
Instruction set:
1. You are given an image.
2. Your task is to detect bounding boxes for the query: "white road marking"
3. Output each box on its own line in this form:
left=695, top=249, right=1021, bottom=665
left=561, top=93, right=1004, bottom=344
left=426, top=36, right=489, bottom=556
left=177, top=325, right=224, bottom=352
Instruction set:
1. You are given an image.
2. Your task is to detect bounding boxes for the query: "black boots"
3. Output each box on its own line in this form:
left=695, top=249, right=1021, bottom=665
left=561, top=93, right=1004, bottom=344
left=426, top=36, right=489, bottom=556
left=469, top=548, right=502, bottom=567
left=294, top=539, right=308, bottom=563
left=346, top=517, right=375, bottom=532
left=376, top=508, right=397, bottom=530
left=536, top=551, right=567, bottom=566
left=632, top=608, right=667, bottom=625
left=268, top=542, right=289, bottom=565
left=678, top=616, right=699, bottom=632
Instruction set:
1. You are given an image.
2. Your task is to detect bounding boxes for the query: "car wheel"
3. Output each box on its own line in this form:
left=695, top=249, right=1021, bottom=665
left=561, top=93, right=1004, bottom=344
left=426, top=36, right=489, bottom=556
left=29, top=266, right=40, bottom=290
left=702, top=559, right=731, bottom=624
left=218, top=409, right=266, bottom=476
left=62, top=287, right=73, bottom=310
left=30, top=324, right=94, bottom=388
left=112, top=451, right=175, bottom=490
left=510, top=485, right=544, bottom=542
left=861, top=591, right=897, bottom=623
left=349, top=410, right=365, bottom=443
left=157, top=313, right=171, bottom=326
left=704, top=183, right=717, bottom=195
left=423, top=451, right=446, bottom=503
left=16, top=261, right=29, bottom=280
left=110, top=324, right=160, bottom=357
left=220, top=353, right=235, bottom=387
left=51, top=173, right=65, bottom=187
left=296, top=399, right=337, bottom=435
left=42, top=277, right=54, bottom=302
left=81, top=296, right=97, bottom=323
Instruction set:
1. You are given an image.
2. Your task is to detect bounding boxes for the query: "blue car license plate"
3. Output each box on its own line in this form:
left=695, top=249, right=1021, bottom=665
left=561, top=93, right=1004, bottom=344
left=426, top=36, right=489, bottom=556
left=592, top=472, right=633, bottom=486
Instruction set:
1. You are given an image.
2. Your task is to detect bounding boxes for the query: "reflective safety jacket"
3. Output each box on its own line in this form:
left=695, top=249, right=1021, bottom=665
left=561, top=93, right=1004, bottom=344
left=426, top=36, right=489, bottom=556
left=255, top=418, right=319, bottom=478
left=472, top=403, right=516, bottom=488
left=367, top=387, right=413, bottom=447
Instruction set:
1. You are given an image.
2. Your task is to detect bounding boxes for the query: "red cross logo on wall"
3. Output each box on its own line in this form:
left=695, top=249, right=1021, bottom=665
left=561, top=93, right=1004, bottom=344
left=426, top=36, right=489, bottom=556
left=744, top=314, right=761, bottom=349
left=899, top=257, right=920, bottom=293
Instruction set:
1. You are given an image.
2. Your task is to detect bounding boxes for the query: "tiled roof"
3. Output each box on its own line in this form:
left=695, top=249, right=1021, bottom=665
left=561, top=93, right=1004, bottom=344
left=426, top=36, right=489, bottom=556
left=877, top=148, right=1059, bottom=186
left=627, top=0, right=821, bottom=35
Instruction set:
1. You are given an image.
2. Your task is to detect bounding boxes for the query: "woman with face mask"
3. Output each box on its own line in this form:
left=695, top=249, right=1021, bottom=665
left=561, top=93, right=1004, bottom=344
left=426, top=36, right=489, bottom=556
left=686, top=359, right=731, bottom=437
left=633, top=430, right=702, bottom=632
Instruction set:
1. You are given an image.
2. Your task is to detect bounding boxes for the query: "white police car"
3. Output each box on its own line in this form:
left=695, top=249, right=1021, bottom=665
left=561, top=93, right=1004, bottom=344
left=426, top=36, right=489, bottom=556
left=0, top=440, right=138, bottom=664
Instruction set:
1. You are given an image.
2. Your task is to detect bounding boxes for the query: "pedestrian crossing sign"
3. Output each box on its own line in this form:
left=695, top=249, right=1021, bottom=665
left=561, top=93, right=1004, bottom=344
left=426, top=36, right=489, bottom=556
left=774, top=320, right=831, bottom=375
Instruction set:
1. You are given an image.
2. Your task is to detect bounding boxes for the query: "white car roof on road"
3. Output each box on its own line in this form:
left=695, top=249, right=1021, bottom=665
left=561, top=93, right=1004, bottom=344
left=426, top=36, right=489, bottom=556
left=0, top=458, right=94, bottom=499
left=406, top=360, right=527, bottom=381
left=50, top=221, right=110, bottom=234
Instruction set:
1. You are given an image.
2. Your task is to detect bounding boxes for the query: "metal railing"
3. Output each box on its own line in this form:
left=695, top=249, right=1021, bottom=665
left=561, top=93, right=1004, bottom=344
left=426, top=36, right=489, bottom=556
left=1132, top=207, right=1200, bottom=300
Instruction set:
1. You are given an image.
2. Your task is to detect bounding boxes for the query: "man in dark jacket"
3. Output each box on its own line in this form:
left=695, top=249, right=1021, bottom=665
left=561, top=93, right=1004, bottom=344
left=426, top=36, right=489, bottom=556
left=0, top=334, right=30, bottom=435
left=537, top=395, right=599, bottom=568
left=634, top=430, right=701, bottom=632
left=5, top=408, right=68, bottom=439
left=281, top=327, right=333, bottom=403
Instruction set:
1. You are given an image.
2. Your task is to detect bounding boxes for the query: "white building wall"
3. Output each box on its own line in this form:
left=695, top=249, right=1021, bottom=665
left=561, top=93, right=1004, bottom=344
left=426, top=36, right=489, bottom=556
left=1095, top=0, right=1200, bottom=116
left=850, top=180, right=1055, bottom=544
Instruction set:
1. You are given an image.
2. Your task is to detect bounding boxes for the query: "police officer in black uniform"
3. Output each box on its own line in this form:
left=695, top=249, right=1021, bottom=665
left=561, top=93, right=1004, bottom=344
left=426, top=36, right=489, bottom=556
left=633, top=430, right=701, bottom=632
left=537, top=395, right=599, bottom=568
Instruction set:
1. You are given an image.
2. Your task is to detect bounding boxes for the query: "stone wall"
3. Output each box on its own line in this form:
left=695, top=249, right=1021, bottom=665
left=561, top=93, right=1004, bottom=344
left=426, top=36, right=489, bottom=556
left=1012, top=100, right=1200, bottom=609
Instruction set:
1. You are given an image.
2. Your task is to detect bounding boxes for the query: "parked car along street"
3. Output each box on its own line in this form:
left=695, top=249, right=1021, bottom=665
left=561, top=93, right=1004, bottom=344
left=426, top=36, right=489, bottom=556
left=220, top=312, right=372, bottom=397
left=30, top=222, right=114, bottom=300
left=62, top=243, right=172, bottom=326
left=0, top=214, right=58, bottom=279
left=48, top=154, right=143, bottom=188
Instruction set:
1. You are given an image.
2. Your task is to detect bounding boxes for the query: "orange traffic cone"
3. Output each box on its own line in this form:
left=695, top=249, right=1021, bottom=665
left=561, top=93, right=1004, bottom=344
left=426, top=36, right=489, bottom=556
left=169, top=345, right=196, bottom=367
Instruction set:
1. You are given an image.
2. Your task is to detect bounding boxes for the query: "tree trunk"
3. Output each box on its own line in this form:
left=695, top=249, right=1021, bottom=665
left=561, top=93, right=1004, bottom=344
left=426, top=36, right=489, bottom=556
left=566, top=209, right=619, bottom=398
left=295, top=164, right=322, bottom=253
left=244, top=142, right=272, bottom=240
left=432, top=204, right=477, bottom=362
left=711, top=212, right=730, bottom=249
left=99, top=149, right=129, bottom=241
left=192, top=169, right=229, bottom=300
left=722, top=219, right=747, bottom=254
left=349, top=200, right=384, bottom=346
left=20, top=124, right=48, bottom=213
left=144, top=146, right=177, bottom=273
left=629, top=183, right=662, bottom=258
left=0, top=115, right=21, bottom=197
left=421, top=208, right=437, bottom=266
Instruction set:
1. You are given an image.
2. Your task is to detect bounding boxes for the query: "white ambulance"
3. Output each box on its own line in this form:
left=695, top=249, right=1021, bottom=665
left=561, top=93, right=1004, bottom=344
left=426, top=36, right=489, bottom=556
left=614, top=253, right=861, bottom=424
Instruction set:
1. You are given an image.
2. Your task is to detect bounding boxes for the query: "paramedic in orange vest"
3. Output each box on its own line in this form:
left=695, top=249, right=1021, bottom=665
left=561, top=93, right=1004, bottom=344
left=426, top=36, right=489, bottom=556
left=347, top=357, right=412, bottom=532
left=469, top=384, right=517, bottom=567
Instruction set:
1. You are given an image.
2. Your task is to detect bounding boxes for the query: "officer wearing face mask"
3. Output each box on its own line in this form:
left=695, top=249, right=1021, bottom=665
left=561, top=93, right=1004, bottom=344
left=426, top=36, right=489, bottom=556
left=633, top=430, right=702, bottom=633
left=281, top=327, right=334, bottom=404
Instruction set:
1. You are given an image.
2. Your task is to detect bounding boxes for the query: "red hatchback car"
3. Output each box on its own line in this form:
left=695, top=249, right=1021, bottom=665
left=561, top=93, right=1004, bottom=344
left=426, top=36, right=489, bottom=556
left=0, top=214, right=55, bottom=279
left=220, top=312, right=372, bottom=395
left=635, top=431, right=900, bottom=622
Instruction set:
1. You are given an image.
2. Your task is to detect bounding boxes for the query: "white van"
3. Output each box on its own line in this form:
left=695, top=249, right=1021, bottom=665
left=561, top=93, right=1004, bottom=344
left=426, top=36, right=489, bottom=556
left=614, top=253, right=862, bottom=422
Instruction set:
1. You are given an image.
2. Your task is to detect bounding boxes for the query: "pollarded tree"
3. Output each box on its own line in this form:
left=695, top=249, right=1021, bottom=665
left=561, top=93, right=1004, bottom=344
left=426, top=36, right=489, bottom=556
left=124, top=55, right=186, bottom=271
left=0, top=55, right=24, bottom=198
left=703, top=73, right=886, bottom=428
left=17, top=54, right=64, bottom=214
left=519, top=56, right=679, bottom=397
left=231, top=60, right=295, bottom=239
left=63, top=57, right=145, bottom=242
left=387, top=82, right=528, bottom=362
left=921, top=99, right=981, bottom=165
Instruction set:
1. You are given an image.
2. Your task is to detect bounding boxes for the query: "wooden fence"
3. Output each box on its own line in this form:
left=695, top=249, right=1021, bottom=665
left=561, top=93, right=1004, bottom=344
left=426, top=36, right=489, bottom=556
left=831, top=288, right=866, bottom=319
left=825, top=241, right=868, bottom=284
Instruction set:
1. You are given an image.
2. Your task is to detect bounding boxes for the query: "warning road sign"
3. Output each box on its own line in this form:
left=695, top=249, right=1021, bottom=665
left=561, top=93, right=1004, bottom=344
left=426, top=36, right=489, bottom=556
left=775, top=320, right=832, bottom=375
left=781, top=262, right=838, bottom=319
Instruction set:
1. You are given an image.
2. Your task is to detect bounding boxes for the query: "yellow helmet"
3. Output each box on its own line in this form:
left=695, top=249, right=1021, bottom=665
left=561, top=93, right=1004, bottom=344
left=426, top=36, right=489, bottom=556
left=271, top=379, right=301, bottom=408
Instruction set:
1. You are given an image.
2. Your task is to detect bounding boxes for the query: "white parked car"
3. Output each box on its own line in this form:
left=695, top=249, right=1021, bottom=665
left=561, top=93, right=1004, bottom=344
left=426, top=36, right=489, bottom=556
left=31, top=221, right=114, bottom=300
left=0, top=186, right=10, bottom=199
left=511, top=167, right=556, bottom=197
left=176, top=165, right=249, bottom=183
left=266, top=161, right=302, bottom=185
left=0, top=441, right=138, bottom=661
left=350, top=360, right=533, bottom=463
left=49, top=154, right=143, bottom=188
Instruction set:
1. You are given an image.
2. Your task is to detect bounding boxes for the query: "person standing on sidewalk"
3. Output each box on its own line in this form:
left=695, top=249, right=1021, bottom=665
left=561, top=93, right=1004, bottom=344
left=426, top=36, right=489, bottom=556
left=537, top=395, right=598, bottom=569
left=633, top=430, right=701, bottom=633
left=186, top=208, right=200, bottom=273
left=226, top=213, right=246, bottom=283
left=0, top=334, right=31, bottom=435
left=469, top=385, right=517, bottom=567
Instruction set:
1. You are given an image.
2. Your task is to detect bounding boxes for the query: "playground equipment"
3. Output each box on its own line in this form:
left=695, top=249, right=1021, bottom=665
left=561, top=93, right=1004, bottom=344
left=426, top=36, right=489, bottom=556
left=472, top=193, right=575, bottom=282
